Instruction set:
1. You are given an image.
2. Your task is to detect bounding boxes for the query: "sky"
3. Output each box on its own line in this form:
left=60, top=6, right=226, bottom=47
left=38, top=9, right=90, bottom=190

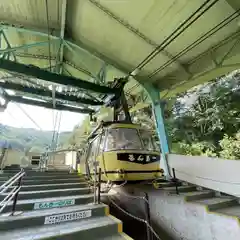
left=0, top=102, right=85, bottom=132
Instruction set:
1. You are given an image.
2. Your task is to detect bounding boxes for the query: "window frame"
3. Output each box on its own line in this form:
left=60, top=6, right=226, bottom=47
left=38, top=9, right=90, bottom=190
left=103, top=127, right=145, bottom=152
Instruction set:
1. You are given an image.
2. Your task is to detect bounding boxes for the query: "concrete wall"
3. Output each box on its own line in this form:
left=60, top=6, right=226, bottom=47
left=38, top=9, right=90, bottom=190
left=168, top=154, right=240, bottom=197
left=1, top=149, right=26, bottom=167
left=48, top=152, right=65, bottom=165
left=108, top=185, right=240, bottom=240
left=65, top=151, right=77, bottom=170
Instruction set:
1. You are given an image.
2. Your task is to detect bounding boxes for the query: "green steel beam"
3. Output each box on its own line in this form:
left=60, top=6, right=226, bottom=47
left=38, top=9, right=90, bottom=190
left=0, top=30, right=17, bottom=61
left=0, top=82, right=103, bottom=106
left=0, top=24, right=131, bottom=76
left=97, top=63, right=107, bottom=84
left=0, top=40, right=54, bottom=54
left=64, top=42, right=101, bottom=81
left=0, top=59, right=118, bottom=94
left=57, top=0, right=67, bottom=75
left=7, top=95, right=94, bottom=114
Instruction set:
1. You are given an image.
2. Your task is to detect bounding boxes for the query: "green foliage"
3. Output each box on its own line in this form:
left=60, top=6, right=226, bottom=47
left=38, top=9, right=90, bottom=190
left=219, top=132, right=240, bottom=160
left=0, top=124, right=71, bottom=151
left=171, top=142, right=217, bottom=157
left=131, top=70, right=240, bottom=159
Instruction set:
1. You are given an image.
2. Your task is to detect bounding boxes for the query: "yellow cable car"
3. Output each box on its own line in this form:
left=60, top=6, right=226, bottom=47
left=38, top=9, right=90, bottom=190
left=79, top=121, right=164, bottom=182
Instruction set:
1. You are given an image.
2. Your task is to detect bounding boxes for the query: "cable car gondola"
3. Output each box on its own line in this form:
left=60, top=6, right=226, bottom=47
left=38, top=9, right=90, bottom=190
left=78, top=78, right=164, bottom=182
left=80, top=121, right=163, bottom=182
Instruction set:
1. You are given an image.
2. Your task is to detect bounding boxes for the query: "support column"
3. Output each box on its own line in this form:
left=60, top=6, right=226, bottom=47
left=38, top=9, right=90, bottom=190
left=144, top=83, right=171, bottom=179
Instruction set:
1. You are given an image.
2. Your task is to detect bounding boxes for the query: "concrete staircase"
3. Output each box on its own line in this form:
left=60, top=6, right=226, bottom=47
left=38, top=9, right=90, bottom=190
left=152, top=181, right=240, bottom=239
left=0, top=169, right=133, bottom=240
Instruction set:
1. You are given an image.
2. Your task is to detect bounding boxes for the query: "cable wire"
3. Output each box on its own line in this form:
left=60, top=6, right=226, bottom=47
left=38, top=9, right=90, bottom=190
left=149, top=8, right=240, bottom=78
left=124, top=0, right=219, bottom=97
left=131, top=0, right=219, bottom=74
left=109, top=197, right=161, bottom=240
left=55, top=111, right=62, bottom=147
left=15, top=103, right=43, bottom=131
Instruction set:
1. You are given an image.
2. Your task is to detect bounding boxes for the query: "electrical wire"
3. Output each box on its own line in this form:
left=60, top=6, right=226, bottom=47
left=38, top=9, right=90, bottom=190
left=55, top=111, right=62, bottom=147
left=51, top=111, right=60, bottom=150
left=149, top=8, right=240, bottom=78
left=15, top=103, right=43, bottom=131
left=131, top=0, right=219, bottom=74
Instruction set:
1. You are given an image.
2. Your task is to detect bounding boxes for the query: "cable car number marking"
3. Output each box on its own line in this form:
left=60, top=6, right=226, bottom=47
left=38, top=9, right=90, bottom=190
left=44, top=210, right=92, bottom=225
left=117, top=153, right=160, bottom=164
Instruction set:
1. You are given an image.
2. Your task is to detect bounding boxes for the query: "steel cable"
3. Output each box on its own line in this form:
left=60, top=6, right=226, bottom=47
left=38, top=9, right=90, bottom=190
left=149, top=9, right=240, bottom=78
left=131, top=0, right=219, bottom=74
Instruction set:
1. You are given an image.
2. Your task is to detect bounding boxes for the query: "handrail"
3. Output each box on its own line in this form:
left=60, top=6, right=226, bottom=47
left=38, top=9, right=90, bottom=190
left=0, top=170, right=23, bottom=193
left=0, top=168, right=25, bottom=214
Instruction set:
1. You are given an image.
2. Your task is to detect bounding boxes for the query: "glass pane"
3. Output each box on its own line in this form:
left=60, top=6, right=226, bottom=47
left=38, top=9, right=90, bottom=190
left=105, top=128, right=142, bottom=151
left=139, top=130, right=158, bottom=151
left=88, top=137, right=99, bottom=164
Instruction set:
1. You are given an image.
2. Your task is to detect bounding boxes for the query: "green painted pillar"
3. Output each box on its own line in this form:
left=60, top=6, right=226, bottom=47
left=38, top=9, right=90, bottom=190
left=144, top=83, right=171, bottom=178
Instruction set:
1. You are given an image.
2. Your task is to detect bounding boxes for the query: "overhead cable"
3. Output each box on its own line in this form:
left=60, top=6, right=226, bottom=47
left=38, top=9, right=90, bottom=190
left=15, top=103, right=43, bottom=131
left=149, top=8, right=240, bottom=78
left=130, top=0, right=219, bottom=75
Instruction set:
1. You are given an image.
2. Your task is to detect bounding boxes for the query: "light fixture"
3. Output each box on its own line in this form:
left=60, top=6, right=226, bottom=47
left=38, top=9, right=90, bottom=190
left=0, top=96, right=6, bottom=106
left=57, top=86, right=63, bottom=93
left=23, top=96, right=46, bottom=103
left=5, top=89, right=16, bottom=96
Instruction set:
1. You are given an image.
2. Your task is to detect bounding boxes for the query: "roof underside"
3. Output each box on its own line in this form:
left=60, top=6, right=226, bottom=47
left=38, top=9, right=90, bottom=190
left=0, top=0, right=240, bottom=112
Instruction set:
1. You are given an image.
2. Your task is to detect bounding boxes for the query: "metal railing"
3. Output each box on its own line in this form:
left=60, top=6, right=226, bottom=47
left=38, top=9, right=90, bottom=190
left=0, top=168, right=25, bottom=215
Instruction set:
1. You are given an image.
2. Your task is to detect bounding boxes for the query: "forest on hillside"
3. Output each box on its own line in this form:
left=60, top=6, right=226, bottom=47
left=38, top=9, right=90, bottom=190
left=133, top=70, right=240, bottom=159
left=0, top=124, right=71, bottom=151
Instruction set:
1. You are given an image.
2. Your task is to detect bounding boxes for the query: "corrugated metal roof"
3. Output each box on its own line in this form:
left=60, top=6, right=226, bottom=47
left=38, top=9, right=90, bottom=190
left=0, top=0, right=239, bottom=105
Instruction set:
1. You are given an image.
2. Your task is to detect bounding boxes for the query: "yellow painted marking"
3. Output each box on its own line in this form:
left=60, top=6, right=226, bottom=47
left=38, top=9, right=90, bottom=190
left=105, top=205, right=110, bottom=216
left=185, top=198, right=240, bottom=226
left=120, top=232, right=134, bottom=240
left=108, top=214, right=123, bottom=233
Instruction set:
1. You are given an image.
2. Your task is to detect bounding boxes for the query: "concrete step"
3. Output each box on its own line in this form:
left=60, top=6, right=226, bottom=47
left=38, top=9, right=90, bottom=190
left=183, top=190, right=215, bottom=201
left=163, top=185, right=196, bottom=193
left=0, top=216, right=122, bottom=240
left=7, top=182, right=88, bottom=192
left=0, top=187, right=92, bottom=201
left=154, top=181, right=177, bottom=188
left=0, top=173, right=80, bottom=181
left=215, top=205, right=240, bottom=218
left=0, top=204, right=108, bottom=231
left=23, top=174, right=81, bottom=180
left=0, top=194, right=96, bottom=213
left=193, top=197, right=238, bottom=211
left=0, top=178, right=85, bottom=185
left=104, top=234, right=133, bottom=240
left=1, top=171, right=76, bottom=176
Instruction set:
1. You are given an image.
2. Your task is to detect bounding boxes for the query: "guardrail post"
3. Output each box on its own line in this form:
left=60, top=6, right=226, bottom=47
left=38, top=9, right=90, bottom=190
left=172, top=168, right=179, bottom=195
left=11, top=170, right=24, bottom=215
left=98, top=168, right=101, bottom=204
left=144, top=193, right=152, bottom=240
